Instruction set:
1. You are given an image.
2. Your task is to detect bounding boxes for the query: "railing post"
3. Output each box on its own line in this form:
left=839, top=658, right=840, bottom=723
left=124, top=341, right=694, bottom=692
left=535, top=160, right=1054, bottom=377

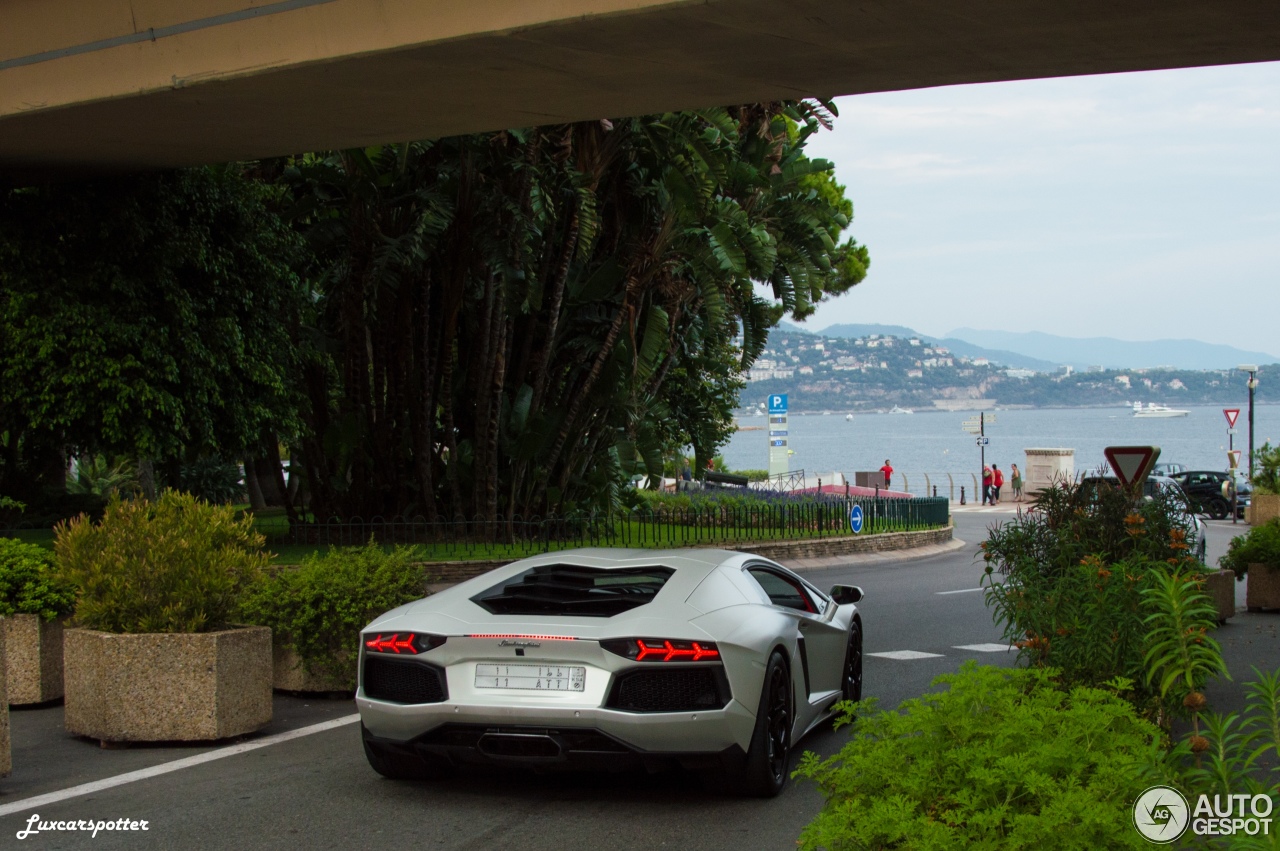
left=961, top=486, right=966, bottom=505
left=947, top=473, right=954, bottom=502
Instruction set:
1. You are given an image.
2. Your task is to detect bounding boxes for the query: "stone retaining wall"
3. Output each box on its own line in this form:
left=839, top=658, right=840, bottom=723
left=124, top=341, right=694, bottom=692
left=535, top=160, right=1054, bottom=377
left=417, top=525, right=953, bottom=586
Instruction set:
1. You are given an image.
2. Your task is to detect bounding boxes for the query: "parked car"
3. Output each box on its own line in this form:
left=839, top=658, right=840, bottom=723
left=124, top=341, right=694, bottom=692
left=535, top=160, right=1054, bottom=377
left=356, top=548, right=863, bottom=797
left=1167, top=470, right=1252, bottom=520
left=1151, top=462, right=1189, bottom=477
left=1078, top=475, right=1208, bottom=563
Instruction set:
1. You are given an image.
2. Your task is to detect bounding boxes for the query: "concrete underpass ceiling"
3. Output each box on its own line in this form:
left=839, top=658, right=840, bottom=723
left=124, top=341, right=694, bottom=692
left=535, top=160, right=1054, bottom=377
left=3, top=0, right=1280, bottom=180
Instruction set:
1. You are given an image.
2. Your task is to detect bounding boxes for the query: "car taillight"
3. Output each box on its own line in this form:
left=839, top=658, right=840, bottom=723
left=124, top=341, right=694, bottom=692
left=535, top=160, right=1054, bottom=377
left=600, top=638, right=721, bottom=662
left=363, top=632, right=446, bottom=654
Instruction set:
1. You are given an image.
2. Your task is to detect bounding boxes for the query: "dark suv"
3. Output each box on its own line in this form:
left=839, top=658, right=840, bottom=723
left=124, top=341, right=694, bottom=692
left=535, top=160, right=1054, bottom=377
left=1167, top=470, right=1252, bottom=520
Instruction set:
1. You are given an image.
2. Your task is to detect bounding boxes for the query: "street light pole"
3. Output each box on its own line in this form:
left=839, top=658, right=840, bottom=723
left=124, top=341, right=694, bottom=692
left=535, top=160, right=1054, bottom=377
left=1239, top=364, right=1258, bottom=482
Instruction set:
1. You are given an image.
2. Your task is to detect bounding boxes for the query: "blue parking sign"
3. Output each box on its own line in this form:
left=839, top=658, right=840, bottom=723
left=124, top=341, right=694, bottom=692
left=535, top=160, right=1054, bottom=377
left=768, top=394, right=788, bottom=415
left=849, top=504, right=864, bottom=534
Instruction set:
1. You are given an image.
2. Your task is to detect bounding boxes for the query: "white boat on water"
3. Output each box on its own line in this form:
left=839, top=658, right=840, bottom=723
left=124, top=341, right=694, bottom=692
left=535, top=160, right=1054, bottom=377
left=1133, top=402, right=1189, bottom=418
left=887, top=405, right=914, bottom=415
left=845, top=414, right=853, bottom=422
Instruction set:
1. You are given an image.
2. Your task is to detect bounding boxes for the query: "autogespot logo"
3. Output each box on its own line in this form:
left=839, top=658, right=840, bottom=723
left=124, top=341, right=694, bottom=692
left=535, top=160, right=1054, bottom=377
left=1133, top=786, right=1190, bottom=844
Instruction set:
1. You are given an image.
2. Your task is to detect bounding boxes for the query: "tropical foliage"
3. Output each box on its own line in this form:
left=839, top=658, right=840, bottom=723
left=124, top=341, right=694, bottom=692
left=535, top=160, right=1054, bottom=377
left=0, top=167, right=305, bottom=507
left=282, top=102, right=866, bottom=522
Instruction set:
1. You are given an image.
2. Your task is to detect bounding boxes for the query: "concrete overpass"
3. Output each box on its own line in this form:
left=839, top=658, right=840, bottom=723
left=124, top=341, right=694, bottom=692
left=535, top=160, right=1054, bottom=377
left=4, top=0, right=1280, bottom=178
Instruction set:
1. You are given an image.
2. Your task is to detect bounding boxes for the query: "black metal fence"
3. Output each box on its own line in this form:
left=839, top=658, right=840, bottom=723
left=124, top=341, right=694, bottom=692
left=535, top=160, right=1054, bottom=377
left=255, top=496, right=950, bottom=559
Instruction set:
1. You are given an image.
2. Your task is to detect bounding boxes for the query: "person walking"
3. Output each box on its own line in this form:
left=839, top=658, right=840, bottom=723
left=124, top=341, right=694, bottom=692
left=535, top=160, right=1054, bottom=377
left=879, top=459, right=894, bottom=489
left=992, top=464, right=1004, bottom=504
left=1010, top=463, right=1023, bottom=502
left=982, top=465, right=993, bottom=505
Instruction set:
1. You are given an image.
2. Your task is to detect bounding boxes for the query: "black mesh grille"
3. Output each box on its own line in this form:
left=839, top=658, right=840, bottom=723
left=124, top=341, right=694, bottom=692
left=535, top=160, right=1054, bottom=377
left=608, top=668, right=728, bottom=712
left=363, top=656, right=447, bottom=704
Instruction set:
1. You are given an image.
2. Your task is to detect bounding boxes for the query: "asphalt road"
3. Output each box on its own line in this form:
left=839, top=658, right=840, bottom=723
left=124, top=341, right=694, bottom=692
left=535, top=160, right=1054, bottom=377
left=0, top=512, right=1268, bottom=850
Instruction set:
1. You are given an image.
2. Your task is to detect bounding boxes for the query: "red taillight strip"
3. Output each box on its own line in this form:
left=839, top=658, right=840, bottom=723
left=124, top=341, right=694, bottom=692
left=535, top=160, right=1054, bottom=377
left=365, top=633, right=417, bottom=654
left=465, top=633, right=580, bottom=641
left=635, top=639, right=720, bottom=662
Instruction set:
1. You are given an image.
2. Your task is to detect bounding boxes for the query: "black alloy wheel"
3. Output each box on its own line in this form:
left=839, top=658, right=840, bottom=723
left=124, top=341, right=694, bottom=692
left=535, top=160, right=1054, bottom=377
left=841, top=620, right=863, bottom=703
left=737, top=651, right=792, bottom=798
left=1208, top=498, right=1229, bottom=521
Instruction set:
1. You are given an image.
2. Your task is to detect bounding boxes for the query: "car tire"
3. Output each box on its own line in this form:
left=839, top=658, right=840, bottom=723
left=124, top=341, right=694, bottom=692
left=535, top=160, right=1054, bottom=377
left=1197, top=536, right=1208, bottom=564
left=362, top=727, right=452, bottom=782
left=1208, top=498, right=1229, bottom=521
left=841, top=619, right=863, bottom=704
left=736, top=651, right=792, bottom=798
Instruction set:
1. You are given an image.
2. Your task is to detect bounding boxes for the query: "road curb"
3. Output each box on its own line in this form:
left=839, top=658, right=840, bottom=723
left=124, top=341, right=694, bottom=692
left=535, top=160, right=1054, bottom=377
left=780, top=536, right=968, bottom=573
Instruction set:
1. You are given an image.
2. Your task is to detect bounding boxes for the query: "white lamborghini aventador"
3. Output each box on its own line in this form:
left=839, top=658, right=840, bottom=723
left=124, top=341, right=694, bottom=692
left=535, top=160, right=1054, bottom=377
left=356, top=547, right=863, bottom=797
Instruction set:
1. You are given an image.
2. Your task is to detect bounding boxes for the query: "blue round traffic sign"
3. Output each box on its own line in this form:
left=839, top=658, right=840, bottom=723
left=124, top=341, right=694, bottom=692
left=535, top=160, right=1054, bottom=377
left=849, top=504, right=864, bottom=535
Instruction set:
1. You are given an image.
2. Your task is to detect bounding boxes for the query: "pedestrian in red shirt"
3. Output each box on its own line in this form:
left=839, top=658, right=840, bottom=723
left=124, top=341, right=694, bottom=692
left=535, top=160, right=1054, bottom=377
left=879, top=459, right=893, bottom=489
left=992, top=465, right=1004, bottom=504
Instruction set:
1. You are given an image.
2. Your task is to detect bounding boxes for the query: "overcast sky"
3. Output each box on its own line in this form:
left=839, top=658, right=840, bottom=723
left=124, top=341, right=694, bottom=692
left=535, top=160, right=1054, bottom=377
left=799, top=61, right=1280, bottom=358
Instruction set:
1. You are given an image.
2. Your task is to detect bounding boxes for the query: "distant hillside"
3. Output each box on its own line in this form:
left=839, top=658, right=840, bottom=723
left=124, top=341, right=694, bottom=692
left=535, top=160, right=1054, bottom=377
left=947, top=328, right=1280, bottom=371
left=783, top=321, right=1060, bottom=372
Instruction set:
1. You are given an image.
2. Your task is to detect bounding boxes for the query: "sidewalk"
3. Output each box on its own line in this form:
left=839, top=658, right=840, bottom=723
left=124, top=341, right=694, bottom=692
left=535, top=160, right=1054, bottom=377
left=779, top=536, right=967, bottom=573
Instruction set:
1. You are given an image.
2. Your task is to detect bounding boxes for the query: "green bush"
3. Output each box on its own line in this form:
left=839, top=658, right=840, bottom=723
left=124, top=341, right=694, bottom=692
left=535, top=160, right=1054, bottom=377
left=55, top=492, right=268, bottom=633
left=1220, top=518, right=1280, bottom=578
left=982, top=479, right=1210, bottom=709
left=0, top=537, right=77, bottom=620
left=794, top=663, right=1159, bottom=850
left=238, top=540, right=429, bottom=682
left=1252, top=441, right=1280, bottom=494
left=177, top=457, right=245, bottom=504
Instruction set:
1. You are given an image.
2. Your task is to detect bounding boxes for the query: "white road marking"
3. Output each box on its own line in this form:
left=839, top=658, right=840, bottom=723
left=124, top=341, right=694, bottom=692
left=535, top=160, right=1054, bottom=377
left=936, top=587, right=985, bottom=595
left=953, top=643, right=1013, bottom=653
left=0, top=714, right=360, bottom=819
left=867, top=650, right=945, bottom=660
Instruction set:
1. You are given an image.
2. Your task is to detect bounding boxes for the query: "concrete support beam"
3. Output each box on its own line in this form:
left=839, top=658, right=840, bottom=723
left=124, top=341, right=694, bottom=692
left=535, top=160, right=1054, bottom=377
left=3, top=0, right=1280, bottom=178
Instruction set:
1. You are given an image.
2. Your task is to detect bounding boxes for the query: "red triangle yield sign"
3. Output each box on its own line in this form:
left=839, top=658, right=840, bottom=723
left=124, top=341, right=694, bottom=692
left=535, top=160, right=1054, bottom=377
left=1224, top=408, right=1241, bottom=428
left=1104, top=445, right=1161, bottom=489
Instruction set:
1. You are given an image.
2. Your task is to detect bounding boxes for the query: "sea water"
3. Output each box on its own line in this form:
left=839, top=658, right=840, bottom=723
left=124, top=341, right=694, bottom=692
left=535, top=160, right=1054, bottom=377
left=723, top=405, right=1280, bottom=494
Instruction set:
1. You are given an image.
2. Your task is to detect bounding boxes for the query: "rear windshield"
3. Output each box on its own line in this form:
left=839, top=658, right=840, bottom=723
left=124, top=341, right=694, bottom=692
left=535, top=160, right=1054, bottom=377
left=471, top=565, right=674, bottom=617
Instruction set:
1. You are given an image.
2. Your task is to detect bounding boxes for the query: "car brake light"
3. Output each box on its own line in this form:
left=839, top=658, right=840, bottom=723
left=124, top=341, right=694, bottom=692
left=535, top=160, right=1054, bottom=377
left=363, top=632, right=446, bottom=654
left=600, top=638, right=721, bottom=662
left=465, top=633, right=580, bottom=641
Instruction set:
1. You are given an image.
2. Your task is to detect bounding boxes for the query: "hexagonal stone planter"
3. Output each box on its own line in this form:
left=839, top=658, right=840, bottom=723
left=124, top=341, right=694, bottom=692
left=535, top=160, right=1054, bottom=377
left=64, top=626, right=272, bottom=743
left=4, top=614, right=65, bottom=705
left=1203, top=570, right=1236, bottom=623
left=272, top=645, right=355, bottom=694
left=1246, top=564, right=1280, bottom=613
left=0, top=624, right=11, bottom=777
left=1248, top=494, right=1280, bottom=526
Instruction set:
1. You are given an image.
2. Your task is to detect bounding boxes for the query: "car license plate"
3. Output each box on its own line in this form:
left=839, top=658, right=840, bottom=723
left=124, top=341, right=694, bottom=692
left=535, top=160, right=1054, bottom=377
left=475, top=664, right=586, bottom=692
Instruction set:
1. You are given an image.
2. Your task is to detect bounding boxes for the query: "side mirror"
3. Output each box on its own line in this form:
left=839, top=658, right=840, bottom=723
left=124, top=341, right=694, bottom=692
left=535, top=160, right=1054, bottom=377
left=830, top=584, right=863, bottom=605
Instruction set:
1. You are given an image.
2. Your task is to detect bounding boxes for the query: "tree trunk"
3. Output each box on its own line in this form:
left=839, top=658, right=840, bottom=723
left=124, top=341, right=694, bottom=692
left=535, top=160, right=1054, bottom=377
left=243, top=455, right=266, bottom=511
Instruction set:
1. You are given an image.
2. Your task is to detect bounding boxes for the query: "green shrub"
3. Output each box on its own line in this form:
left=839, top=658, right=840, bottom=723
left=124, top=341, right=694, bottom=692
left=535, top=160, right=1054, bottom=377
left=794, top=663, right=1160, bottom=850
left=1220, top=518, right=1280, bottom=578
left=177, top=456, right=245, bottom=504
left=0, top=537, right=77, bottom=620
left=982, top=479, right=1208, bottom=707
left=1252, top=441, right=1280, bottom=495
left=238, top=539, right=429, bottom=682
left=55, top=492, right=268, bottom=633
